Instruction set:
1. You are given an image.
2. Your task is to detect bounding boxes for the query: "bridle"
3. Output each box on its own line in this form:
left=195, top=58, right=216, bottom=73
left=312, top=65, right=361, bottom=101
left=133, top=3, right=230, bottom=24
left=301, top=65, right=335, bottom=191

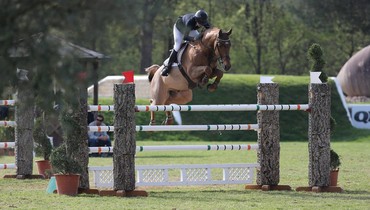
left=213, top=36, right=231, bottom=71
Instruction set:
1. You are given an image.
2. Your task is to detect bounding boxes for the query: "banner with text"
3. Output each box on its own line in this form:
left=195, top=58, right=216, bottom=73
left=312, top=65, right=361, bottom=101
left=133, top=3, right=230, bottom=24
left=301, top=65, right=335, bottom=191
left=348, top=104, right=370, bottom=129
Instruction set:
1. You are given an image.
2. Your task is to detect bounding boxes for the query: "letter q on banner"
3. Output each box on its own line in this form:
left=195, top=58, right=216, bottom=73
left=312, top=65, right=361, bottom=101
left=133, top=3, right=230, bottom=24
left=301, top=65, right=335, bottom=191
left=122, top=70, right=134, bottom=84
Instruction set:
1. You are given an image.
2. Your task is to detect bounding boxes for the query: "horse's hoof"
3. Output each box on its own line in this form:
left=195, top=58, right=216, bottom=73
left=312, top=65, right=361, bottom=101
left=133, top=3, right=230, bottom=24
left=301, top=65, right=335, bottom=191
left=166, top=118, right=174, bottom=125
left=207, top=84, right=217, bottom=92
left=149, top=121, right=156, bottom=126
left=201, top=77, right=209, bottom=85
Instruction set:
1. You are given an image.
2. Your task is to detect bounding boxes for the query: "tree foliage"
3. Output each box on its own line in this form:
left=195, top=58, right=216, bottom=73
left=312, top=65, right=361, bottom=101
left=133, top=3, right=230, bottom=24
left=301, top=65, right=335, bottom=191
left=1, top=0, right=370, bottom=100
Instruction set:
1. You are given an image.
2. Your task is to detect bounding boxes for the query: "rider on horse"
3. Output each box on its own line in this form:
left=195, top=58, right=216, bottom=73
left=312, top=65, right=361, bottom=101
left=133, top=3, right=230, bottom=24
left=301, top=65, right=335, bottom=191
left=161, top=9, right=211, bottom=77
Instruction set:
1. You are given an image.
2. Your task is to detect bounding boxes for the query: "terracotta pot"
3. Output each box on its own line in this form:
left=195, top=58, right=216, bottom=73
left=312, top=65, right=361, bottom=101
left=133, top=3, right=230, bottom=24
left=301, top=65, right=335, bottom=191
left=55, top=174, right=80, bottom=196
left=35, top=160, right=52, bottom=178
left=330, top=169, right=339, bottom=186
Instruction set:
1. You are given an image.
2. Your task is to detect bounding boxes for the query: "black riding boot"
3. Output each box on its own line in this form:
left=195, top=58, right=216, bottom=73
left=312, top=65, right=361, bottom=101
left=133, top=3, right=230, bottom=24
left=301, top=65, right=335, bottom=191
left=161, top=50, right=178, bottom=76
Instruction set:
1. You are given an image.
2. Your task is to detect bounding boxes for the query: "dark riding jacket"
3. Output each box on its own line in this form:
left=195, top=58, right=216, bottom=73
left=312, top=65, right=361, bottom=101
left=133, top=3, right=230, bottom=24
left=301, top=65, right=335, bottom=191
left=175, top=13, right=211, bottom=41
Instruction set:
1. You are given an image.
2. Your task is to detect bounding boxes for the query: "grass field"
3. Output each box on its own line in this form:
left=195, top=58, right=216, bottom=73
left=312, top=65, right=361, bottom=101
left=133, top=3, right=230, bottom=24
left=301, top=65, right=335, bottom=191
left=1, top=74, right=370, bottom=209
left=1, top=141, right=369, bottom=210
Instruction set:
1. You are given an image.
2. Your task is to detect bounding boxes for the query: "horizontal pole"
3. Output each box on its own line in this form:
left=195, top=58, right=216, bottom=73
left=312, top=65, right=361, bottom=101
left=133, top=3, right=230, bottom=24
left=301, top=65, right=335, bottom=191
left=88, top=124, right=259, bottom=132
left=88, top=104, right=310, bottom=112
left=89, top=144, right=259, bottom=153
left=89, top=163, right=260, bottom=171
left=136, top=144, right=259, bottom=152
left=0, top=100, right=15, bottom=106
left=88, top=126, right=114, bottom=132
left=0, top=142, right=15, bottom=149
left=89, top=146, right=113, bottom=153
left=137, top=124, right=259, bottom=132
left=0, top=121, right=16, bottom=127
left=135, top=104, right=309, bottom=112
left=88, top=105, right=114, bottom=112
left=0, top=164, right=16, bottom=169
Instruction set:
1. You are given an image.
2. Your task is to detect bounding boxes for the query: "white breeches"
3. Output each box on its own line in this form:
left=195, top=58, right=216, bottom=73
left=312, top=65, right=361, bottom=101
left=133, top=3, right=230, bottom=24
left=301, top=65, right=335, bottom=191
left=173, top=24, right=199, bottom=52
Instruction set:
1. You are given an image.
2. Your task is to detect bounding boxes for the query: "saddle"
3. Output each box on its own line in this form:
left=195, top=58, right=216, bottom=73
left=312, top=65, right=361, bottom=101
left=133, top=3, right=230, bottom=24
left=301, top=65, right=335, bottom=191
left=163, top=43, right=189, bottom=67
left=163, top=43, right=197, bottom=89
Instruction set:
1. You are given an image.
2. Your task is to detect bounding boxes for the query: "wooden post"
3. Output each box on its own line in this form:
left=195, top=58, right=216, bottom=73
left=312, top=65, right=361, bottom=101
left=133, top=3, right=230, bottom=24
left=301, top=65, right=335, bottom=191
left=296, top=81, right=342, bottom=192
left=308, top=83, right=331, bottom=186
left=113, top=84, right=136, bottom=191
left=76, top=87, right=90, bottom=189
left=256, top=83, right=280, bottom=186
left=246, top=82, right=291, bottom=191
left=15, top=79, right=34, bottom=177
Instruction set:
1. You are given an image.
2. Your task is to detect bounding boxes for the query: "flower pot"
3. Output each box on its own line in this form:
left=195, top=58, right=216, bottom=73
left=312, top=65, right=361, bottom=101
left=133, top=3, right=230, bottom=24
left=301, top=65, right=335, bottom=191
left=55, top=174, right=80, bottom=196
left=330, top=169, right=339, bottom=186
left=36, top=160, right=52, bottom=178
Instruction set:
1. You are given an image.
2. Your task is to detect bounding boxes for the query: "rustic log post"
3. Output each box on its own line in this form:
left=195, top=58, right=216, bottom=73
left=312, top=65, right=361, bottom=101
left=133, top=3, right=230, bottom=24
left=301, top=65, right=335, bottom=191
left=76, top=87, right=89, bottom=189
left=308, top=83, right=331, bottom=187
left=113, top=84, right=136, bottom=191
left=256, top=83, right=280, bottom=185
left=15, top=76, right=34, bottom=177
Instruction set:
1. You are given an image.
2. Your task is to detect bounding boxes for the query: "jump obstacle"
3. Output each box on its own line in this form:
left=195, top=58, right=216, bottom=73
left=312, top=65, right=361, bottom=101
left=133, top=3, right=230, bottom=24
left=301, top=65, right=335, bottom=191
left=0, top=100, right=16, bottom=170
left=3, top=74, right=336, bottom=192
left=90, top=144, right=260, bottom=187
left=0, top=139, right=16, bottom=170
left=88, top=76, right=330, bottom=191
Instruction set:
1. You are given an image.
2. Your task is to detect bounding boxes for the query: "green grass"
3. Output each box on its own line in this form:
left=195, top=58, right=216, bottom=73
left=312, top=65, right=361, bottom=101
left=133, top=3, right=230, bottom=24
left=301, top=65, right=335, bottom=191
left=1, top=141, right=370, bottom=209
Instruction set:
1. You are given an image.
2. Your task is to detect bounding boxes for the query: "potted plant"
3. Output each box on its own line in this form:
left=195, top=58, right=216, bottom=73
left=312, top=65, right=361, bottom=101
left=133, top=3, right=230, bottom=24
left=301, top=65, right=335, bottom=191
left=50, top=143, right=82, bottom=196
left=33, top=116, right=53, bottom=178
left=330, top=149, right=341, bottom=186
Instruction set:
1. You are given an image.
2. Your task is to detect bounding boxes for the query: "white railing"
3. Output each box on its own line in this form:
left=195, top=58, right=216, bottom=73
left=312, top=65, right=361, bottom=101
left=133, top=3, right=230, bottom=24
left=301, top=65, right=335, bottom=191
left=89, top=163, right=259, bottom=188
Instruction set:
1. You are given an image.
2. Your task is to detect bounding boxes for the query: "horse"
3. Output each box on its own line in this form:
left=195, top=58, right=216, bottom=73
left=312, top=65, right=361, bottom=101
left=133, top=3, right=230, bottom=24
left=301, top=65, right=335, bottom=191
left=145, top=27, right=232, bottom=125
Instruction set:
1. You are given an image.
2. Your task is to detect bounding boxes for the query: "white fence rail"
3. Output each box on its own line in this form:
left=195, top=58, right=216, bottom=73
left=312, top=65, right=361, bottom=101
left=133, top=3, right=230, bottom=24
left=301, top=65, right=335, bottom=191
left=89, top=163, right=260, bottom=188
left=89, top=144, right=259, bottom=153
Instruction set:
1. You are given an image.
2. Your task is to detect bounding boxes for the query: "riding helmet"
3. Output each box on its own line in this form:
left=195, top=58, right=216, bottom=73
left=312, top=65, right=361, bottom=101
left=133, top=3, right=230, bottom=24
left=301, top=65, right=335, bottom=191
left=195, top=10, right=208, bottom=25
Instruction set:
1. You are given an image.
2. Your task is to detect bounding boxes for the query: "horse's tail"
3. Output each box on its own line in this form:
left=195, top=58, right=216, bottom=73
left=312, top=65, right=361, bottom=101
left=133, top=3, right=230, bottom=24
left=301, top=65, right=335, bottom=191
left=145, top=64, right=161, bottom=82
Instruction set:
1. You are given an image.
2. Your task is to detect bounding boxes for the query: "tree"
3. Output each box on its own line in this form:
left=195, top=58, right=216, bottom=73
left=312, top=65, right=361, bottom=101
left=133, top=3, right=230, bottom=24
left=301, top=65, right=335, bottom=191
left=293, top=0, right=370, bottom=74
left=139, top=0, right=165, bottom=73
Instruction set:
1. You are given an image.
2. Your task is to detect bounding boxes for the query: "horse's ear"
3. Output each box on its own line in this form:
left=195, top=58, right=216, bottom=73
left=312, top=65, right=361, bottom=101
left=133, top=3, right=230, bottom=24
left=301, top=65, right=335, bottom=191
left=226, top=28, right=232, bottom=36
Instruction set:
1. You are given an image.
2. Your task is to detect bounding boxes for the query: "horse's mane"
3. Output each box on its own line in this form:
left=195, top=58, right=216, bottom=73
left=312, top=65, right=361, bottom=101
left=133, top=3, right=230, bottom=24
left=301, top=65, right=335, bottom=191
left=201, top=27, right=219, bottom=38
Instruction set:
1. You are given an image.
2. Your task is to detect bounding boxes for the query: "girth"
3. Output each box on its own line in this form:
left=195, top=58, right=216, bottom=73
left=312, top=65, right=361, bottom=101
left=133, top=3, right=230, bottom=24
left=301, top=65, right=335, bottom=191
left=177, top=43, right=197, bottom=89
left=177, top=63, right=197, bottom=89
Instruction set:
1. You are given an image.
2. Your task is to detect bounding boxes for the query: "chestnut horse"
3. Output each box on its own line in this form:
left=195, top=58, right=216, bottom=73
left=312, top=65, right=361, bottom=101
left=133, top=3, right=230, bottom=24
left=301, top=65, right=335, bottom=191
left=146, top=27, right=232, bottom=125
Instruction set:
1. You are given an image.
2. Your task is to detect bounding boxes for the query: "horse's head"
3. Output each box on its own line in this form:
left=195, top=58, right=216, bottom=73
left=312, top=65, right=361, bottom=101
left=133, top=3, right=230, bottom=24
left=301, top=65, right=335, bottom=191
left=215, top=29, right=232, bottom=71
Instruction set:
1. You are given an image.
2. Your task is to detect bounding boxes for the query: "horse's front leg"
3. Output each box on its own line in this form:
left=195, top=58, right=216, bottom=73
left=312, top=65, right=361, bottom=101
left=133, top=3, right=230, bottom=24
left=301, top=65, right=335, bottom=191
left=189, top=66, right=213, bottom=87
left=149, top=99, right=156, bottom=125
left=150, top=111, right=156, bottom=125
left=207, top=68, right=224, bottom=92
left=163, top=111, right=174, bottom=125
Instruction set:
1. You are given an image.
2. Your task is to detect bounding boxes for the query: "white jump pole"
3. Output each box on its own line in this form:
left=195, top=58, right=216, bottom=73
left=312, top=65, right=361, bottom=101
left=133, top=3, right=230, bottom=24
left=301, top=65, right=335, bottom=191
left=88, top=105, right=114, bottom=112
left=135, top=104, right=309, bottom=112
left=0, top=164, right=16, bottom=169
left=89, top=144, right=259, bottom=153
left=88, top=124, right=259, bottom=132
left=0, top=100, right=15, bottom=106
left=88, top=104, right=309, bottom=112
left=0, top=142, right=15, bottom=149
left=0, top=121, right=16, bottom=127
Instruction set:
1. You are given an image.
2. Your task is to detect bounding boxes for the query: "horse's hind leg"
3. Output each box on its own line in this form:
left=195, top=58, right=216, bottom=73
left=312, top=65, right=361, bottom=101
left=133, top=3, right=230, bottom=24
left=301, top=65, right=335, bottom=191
left=207, top=68, right=224, bottom=92
left=163, top=90, right=193, bottom=125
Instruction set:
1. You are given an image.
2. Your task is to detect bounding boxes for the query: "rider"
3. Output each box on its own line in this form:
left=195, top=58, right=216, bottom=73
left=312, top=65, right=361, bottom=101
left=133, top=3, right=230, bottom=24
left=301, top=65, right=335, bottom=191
left=161, top=9, right=211, bottom=77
